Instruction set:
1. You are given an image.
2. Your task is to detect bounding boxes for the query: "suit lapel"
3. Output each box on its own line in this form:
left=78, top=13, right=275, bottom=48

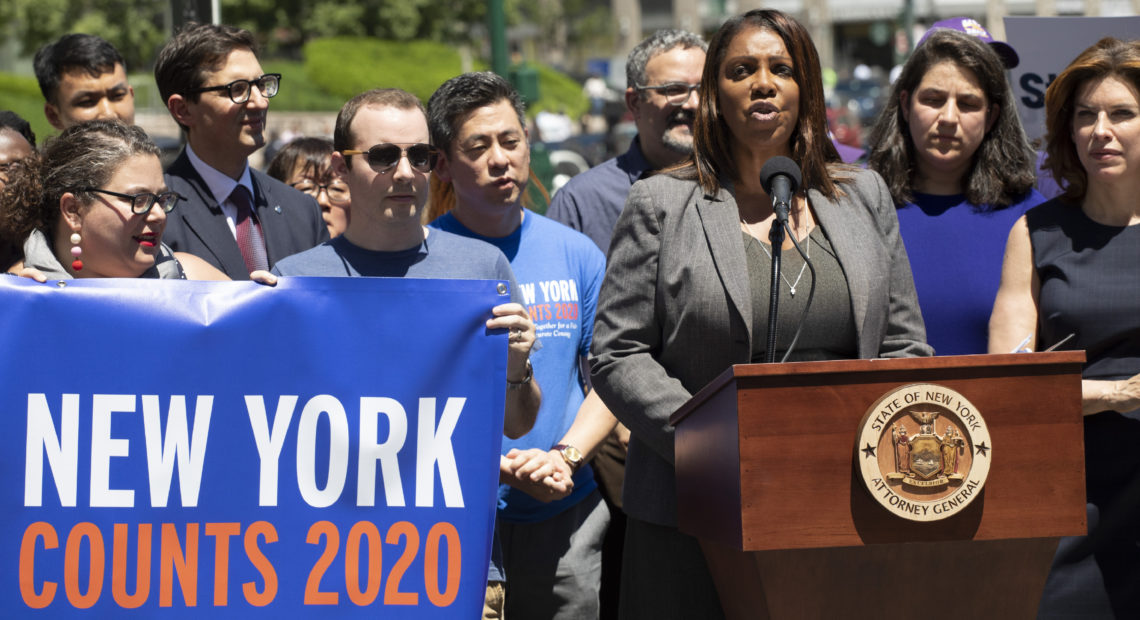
left=810, top=187, right=871, bottom=350
left=168, top=151, right=248, bottom=274
left=696, top=187, right=752, bottom=344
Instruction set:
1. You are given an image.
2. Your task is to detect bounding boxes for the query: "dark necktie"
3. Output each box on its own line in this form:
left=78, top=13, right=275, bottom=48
left=230, top=184, right=269, bottom=273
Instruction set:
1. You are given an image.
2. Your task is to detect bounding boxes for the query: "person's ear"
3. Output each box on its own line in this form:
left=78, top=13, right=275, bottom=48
left=899, top=91, right=910, bottom=123
left=331, top=151, right=349, bottom=177
left=59, top=192, right=84, bottom=230
left=625, top=87, right=640, bottom=116
left=434, top=150, right=452, bottom=184
left=44, top=102, right=64, bottom=131
left=167, top=94, right=193, bottom=128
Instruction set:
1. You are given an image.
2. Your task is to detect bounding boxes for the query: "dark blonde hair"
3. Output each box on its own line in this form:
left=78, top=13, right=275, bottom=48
left=1044, top=37, right=1140, bottom=203
left=686, top=9, right=845, bottom=198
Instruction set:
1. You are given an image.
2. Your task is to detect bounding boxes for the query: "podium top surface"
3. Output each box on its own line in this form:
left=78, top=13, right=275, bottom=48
left=671, top=352, right=1085, bottom=427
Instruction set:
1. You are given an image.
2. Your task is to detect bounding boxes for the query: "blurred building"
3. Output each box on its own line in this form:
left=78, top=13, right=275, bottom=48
left=614, top=0, right=1139, bottom=76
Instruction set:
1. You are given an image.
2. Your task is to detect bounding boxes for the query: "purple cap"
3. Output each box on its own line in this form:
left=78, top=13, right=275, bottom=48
left=918, top=17, right=1020, bottom=69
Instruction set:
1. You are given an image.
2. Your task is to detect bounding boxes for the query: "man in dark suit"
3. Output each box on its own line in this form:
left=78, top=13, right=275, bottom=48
left=153, top=23, right=327, bottom=279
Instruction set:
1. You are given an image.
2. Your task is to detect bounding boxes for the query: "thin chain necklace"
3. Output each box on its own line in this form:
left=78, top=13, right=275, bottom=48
left=740, top=211, right=811, bottom=296
left=753, top=231, right=811, bottom=296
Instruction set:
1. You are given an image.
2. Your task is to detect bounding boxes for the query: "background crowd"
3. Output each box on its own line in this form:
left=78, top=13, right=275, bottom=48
left=1, top=9, right=1138, bottom=620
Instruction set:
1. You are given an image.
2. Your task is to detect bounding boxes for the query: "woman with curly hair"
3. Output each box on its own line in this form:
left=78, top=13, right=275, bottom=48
left=3, top=120, right=225, bottom=280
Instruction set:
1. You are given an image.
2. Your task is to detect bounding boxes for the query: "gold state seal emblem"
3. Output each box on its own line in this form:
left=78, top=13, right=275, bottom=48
left=855, top=383, right=992, bottom=522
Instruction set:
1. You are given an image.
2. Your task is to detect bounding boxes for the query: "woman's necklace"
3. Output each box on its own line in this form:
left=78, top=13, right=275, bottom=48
left=741, top=211, right=812, bottom=296
left=753, top=232, right=810, bottom=296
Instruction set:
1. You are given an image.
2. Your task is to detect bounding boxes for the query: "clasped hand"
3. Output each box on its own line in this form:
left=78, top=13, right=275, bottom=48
left=500, top=448, right=573, bottom=502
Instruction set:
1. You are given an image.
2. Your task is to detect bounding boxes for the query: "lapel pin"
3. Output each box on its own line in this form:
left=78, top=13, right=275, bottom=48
left=274, top=205, right=283, bottom=214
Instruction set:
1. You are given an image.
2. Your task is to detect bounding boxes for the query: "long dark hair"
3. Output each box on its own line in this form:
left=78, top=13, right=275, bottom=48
left=685, top=9, right=844, bottom=198
left=1044, top=37, right=1140, bottom=203
left=868, top=29, right=1036, bottom=209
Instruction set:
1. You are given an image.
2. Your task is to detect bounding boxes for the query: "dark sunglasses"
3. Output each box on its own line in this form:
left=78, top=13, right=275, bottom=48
left=341, top=143, right=439, bottom=173
left=75, top=187, right=183, bottom=214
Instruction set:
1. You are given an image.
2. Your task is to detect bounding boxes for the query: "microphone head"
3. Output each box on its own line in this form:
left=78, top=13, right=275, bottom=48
left=760, top=156, right=802, bottom=196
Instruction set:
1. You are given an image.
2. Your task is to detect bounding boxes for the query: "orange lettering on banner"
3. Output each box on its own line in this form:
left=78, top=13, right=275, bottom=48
left=345, top=521, right=382, bottom=605
left=425, top=522, right=461, bottom=607
left=111, top=523, right=151, bottom=608
left=159, top=523, right=198, bottom=607
left=384, top=521, right=419, bottom=605
left=64, top=522, right=104, bottom=608
left=19, top=522, right=59, bottom=608
left=242, top=521, right=278, bottom=606
left=205, top=523, right=240, bottom=606
left=304, top=521, right=339, bottom=605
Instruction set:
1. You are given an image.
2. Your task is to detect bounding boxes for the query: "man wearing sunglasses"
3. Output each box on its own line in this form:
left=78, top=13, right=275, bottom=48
left=154, top=23, right=327, bottom=280
left=428, top=72, right=616, bottom=619
left=272, top=88, right=542, bottom=618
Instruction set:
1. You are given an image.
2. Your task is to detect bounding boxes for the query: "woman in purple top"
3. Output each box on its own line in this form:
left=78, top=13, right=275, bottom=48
left=868, top=29, right=1043, bottom=355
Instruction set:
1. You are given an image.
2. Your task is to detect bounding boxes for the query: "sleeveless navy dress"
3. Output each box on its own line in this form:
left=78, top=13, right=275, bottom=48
left=1029, top=198, right=1140, bottom=618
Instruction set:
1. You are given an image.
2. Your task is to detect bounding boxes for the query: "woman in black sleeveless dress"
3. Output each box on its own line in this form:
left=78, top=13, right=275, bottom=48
left=990, top=37, right=1140, bottom=618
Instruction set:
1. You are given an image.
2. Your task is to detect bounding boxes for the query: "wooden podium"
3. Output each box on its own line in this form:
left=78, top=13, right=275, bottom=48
left=670, top=352, right=1087, bottom=619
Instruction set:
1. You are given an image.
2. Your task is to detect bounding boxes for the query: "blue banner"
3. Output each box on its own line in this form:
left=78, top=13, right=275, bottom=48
left=0, top=276, right=508, bottom=617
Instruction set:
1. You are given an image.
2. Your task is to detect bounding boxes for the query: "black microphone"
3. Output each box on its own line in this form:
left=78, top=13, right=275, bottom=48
left=760, top=156, right=802, bottom=225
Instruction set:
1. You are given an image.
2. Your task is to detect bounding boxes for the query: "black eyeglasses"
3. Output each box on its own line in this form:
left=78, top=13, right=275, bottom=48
left=635, top=82, right=700, bottom=105
left=186, top=73, right=281, bottom=104
left=75, top=187, right=183, bottom=214
left=341, top=143, right=440, bottom=173
left=289, top=179, right=350, bottom=205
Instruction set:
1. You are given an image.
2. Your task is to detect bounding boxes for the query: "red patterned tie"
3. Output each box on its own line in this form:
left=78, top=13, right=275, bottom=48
left=230, top=185, right=269, bottom=273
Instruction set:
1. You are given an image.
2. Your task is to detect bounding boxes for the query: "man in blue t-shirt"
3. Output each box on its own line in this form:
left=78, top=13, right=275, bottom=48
left=272, top=89, right=541, bottom=616
left=428, top=72, right=616, bottom=619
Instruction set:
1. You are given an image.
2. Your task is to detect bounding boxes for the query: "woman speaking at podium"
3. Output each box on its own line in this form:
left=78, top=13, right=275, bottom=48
left=589, top=9, right=932, bottom=618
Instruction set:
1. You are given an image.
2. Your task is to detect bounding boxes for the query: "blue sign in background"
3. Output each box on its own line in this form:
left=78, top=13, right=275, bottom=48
left=0, top=276, right=508, bottom=617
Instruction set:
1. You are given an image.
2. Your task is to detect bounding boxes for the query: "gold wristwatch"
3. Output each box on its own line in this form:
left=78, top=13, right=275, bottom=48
left=553, top=443, right=583, bottom=472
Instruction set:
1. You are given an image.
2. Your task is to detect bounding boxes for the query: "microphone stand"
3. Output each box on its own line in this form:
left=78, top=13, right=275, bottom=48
left=765, top=202, right=789, bottom=364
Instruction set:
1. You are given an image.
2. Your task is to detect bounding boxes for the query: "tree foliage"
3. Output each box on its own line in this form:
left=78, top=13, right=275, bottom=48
left=223, top=0, right=487, bottom=57
left=2, top=1, right=613, bottom=74
left=302, top=37, right=474, bottom=105
left=0, top=0, right=166, bottom=71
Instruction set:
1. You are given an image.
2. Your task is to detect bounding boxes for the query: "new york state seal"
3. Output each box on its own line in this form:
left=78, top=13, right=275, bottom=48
left=855, top=383, right=992, bottom=522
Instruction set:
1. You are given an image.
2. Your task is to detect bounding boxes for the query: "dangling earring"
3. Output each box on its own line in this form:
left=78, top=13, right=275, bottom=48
left=70, top=231, right=83, bottom=272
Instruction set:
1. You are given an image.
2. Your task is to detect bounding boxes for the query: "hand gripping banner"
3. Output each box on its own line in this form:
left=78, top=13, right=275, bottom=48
left=0, top=276, right=509, bottom=617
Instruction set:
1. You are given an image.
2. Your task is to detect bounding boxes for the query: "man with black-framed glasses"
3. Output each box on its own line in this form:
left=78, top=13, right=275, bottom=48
left=153, top=23, right=327, bottom=280
left=548, top=29, right=706, bottom=254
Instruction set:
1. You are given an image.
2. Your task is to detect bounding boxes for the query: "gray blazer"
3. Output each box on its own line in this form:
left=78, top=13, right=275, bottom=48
left=589, top=167, right=932, bottom=527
